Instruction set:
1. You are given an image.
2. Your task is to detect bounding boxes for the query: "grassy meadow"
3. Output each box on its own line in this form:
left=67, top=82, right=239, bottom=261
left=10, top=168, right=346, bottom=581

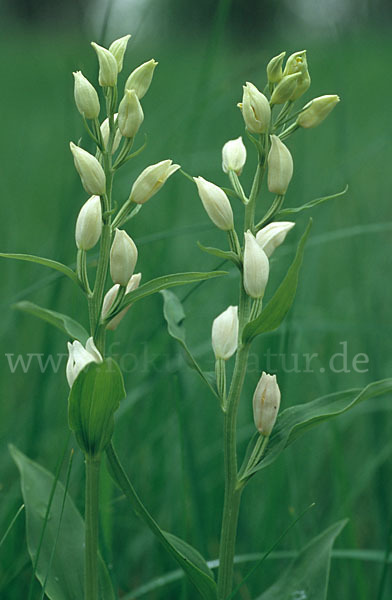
left=0, top=14, right=391, bottom=600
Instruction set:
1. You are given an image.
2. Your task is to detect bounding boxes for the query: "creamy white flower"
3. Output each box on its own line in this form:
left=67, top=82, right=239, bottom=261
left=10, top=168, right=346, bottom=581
left=267, top=135, right=293, bottom=195
left=110, top=229, right=138, bottom=286
left=243, top=231, right=269, bottom=299
left=100, top=113, right=122, bottom=154
left=239, top=82, right=271, bottom=134
left=70, top=142, right=106, bottom=196
left=222, top=137, right=247, bottom=176
left=253, top=372, right=281, bottom=436
left=270, top=72, right=301, bottom=105
left=75, top=195, right=102, bottom=250
left=118, top=90, right=144, bottom=138
left=212, top=306, right=239, bottom=360
left=297, top=95, right=340, bottom=129
left=256, top=221, right=295, bottom=257
left=108, top=34, right=131, bottom=72
left=73, top=71, right=100, bottom=119
left=125, top=59, right=158, bottom=99
left=130, top=160, right=180, bottom=204
left=102, top=273, right=141, bottom=330
left=91, top=42, right=118, bottom=87
left=266, top=51, right=286, bottom=84
left=193, top=176, right=233, bottom=231
left=66, top=337, right=103, bottom=388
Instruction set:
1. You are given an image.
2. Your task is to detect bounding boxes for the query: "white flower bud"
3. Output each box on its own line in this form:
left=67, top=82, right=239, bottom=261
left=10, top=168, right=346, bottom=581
left=73, top=71, right=100, bottom=120
left=267, top=135, right=293, bottom=195
left=66, top=336, right=103, bottom=388
left=125, top=59, right=158, bottom=99
left=256, top=221, right=295, bottom=257
left=297, top=95, right=340, bottom=129
left=283, top=50, right=310, bottom=101
left=109, top=34, right=131, bottom=72
left=130, top=160, right=180, bottom=204
left=222, top=137, right=247, bottom=175
left=91, top=42, right=118, bottom=87
left=102, top=273, right=142, bottom=330
left=253, top=372, right=281, bottom=436
left=243, top=231, right=269, bottom=299
left=267, top=51, right=286, bottom=84
left=118, top=89, right=144, bottom=138
left=270, top=73, right=301, bottom=105
left=212, top=306, right=238, bottom=360
left=75, top=195, right=102, bottom=250
left=70, top=142, right=106, bottom=196
left=193, top=176, right=234, bottom=231
left=110, top=229, right=138, bottom=286
left=239, top=82, right=271, bottom=134
left=100, top=113, right=122, bottom=154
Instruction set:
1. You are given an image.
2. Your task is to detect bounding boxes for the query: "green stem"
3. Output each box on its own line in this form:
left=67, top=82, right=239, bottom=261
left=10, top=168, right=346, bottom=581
left=217, top=342, right=250, bottom=599
left=84, top=456, right=101, bottom=600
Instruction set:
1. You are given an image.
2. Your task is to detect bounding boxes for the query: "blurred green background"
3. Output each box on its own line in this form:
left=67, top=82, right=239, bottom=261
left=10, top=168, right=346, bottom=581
left=0, top=0, right=391, bottom=597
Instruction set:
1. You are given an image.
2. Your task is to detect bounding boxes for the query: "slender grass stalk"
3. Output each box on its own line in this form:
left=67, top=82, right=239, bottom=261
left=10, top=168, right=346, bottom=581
left=84, top=456, right=101, bottom=600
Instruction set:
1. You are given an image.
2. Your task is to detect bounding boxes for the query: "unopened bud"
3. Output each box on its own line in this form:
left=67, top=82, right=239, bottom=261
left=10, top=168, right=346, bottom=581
left=267, top=51, right=286, bottom=84
left=212, top=306, right=238, bottom=360
left=297, top=95, right=340, bottom=129
left=102, top=273, right=142, bottom=330
left=267, top=135, right=293, bottom=195
left=253, top=372, right=281, bottom=436
left=100, top=113, right=122, bottom=153
left=130, top=160, right=180, bottom=204
left=91, top=42, right=118, bottom=87
left=222, top=137, right=247, bottom=176
left=239, top=82, right=271, bottom=134
left=125, top=59, right=158, bottom=99
left=70, top=142, right=106, bottom=196
left=256, top=221, right=295, bottom=257
left=73, top=71, right=100, bottom=119
left=75, top=195, right=102, bottom=250
left=243, top=231, right=269, bottom=299
left=110, top=229, right=138, bottom=286
left=193, top=177, right=234, bottom=231
left=118, top=89, right=144, bottom=138
left=270, top=73, right=301, bottom=105
left=66, top=337, right=103, bottom=388
left=283, top=50, right=310, bottom=100
left=109, top=34, right=131, bottom=72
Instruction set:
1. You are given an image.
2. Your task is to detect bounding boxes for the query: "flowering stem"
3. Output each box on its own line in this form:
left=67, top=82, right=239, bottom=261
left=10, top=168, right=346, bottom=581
left=84, top=456, right=101, bottom=600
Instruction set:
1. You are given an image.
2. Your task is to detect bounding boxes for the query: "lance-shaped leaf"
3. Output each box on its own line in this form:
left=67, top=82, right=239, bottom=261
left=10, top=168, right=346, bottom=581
left=13, top=301, right=89, bottom=344
left=0, top=253, right=79, bottom=285
left=161, top=290, right=218, bottom=398
left=106, top=443, right=218, bottom=600
left=256, top=520, right=347, bottom=600
left=10, top=445, right=114, bottom=600
left=241, top=378, right=392, bottom=479
left=68, top=358, right=126, bottom=457
left=242, top=220, right=312, bottom=343
left=110, top=271, right=227, bottom=317
left=197, top=242, right=241, bottom=268
left=276, top=185, right=348, bottom=218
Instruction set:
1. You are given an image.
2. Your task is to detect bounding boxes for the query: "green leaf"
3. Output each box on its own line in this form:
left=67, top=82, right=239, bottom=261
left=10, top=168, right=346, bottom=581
left=245, top=379, right=392, bottom=478
left=106, top=443, right=218, bottom=600
left=13, top=300, right=89, bottom=344
left=256, top=520, right=347, bottom=600
left=197, top=242, right=241, bottom=268
left=276, top=185, right=348, bottom=218
left=68, top=358, right=126, bottom=457
left=113, top=271, right=227, bottom=315
left=242, top=220, right=312, bottom=343
left=160, top=290, right=218, bottom=399
left=10, top=445, right=114, bottom=600
left=0, top=253, right=79, bottom=285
